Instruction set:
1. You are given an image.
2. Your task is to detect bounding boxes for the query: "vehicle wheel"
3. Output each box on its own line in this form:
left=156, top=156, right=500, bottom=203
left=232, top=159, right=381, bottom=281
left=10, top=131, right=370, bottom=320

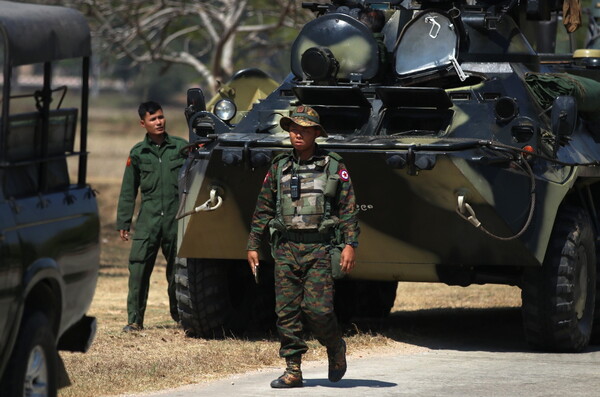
left=521, top=205, right=596, bottom=352
left=175, top=258, right=275, bottom=338
left=590, top=243, right=600, bottom=344
left=0, top=311, right=58, bottom=397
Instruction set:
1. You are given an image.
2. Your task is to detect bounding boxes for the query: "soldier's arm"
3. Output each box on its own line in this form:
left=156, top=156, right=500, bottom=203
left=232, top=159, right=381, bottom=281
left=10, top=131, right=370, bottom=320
left=246, top=164, right=277, bottom=251
left=116, top=154, right=141, bottom=232
left=335, top=161, right=360, bottom=246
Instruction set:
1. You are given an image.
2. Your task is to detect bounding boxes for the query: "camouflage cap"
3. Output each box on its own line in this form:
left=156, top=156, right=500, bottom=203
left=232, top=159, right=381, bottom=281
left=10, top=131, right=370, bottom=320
left=280, top=106, right=327, bottom=137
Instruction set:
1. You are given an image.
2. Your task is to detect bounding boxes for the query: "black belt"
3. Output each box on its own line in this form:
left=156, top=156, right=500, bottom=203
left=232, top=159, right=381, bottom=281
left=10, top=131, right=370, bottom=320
left=281, top=229, right=332, bottom=244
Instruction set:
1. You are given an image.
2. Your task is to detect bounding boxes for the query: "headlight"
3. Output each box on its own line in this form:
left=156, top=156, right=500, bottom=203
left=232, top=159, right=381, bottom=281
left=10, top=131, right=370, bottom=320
left=214, top=99, right=237, bottom=122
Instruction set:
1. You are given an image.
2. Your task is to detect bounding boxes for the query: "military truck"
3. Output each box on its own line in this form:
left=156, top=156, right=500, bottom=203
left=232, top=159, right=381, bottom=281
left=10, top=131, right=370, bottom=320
left=176, top=0, right=600, bottom=352
left=0, top=2, right=99, bottom=395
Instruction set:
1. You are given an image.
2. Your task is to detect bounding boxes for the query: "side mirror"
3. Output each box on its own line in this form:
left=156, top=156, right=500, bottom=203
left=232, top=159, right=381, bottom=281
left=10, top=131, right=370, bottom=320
left=551, top=95, right=577, bottom=137
left=185, top=88, right=206, bottom=123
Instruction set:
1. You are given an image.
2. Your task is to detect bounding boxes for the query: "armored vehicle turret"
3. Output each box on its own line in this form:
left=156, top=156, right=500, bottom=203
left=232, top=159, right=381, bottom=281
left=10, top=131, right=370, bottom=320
left=176, top=0, right=600, bottom=352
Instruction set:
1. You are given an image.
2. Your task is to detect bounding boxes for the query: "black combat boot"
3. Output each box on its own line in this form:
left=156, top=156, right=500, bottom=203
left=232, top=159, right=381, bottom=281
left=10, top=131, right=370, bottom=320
left=270, top=356, right=303, bottom=388
left=327, top=339, right=347, bottom=382
left=122, top=323, right=143, bottom=332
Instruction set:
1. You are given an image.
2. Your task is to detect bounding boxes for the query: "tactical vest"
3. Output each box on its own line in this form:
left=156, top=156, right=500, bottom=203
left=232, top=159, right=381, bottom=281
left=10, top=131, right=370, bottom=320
left=273, top=152, right=341, bottom=234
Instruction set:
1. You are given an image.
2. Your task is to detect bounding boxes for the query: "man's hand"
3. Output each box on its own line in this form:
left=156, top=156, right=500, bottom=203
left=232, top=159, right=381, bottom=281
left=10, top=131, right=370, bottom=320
left=340, top=244, right=356, bottom=274
left=119, top=230, right=130, bottom=241
left=247, top=250, right=259, bottom=276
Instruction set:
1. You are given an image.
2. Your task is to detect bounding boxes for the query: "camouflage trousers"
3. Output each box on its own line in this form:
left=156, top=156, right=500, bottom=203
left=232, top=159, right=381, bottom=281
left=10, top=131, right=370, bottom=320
left=273, top=240, right=342, bottom=358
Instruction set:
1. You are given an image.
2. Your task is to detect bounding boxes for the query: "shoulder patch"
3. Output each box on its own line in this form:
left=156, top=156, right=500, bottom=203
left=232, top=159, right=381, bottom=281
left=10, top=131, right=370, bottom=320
left=126, top=156, right=132, bottom=167
left=338, top=168, right=349, bottom=181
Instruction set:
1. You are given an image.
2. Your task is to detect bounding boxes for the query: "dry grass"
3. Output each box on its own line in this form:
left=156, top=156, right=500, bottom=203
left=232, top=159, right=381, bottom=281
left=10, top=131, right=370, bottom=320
left=394, top=282, right=521, bottom=311
left=57, top=105, right=522, bottom=396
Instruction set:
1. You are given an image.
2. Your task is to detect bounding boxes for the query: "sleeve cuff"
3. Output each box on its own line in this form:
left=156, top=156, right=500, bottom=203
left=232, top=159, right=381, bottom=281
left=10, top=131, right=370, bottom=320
left=247, top=238, right=261, bottom=251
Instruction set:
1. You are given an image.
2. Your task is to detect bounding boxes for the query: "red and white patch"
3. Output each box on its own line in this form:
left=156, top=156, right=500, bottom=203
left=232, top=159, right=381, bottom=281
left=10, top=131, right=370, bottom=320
left=338, top=169, right=349, bottom=181
left=126, top=156, right=132, bottom=167
left=263, top=171, right=271, bottom=184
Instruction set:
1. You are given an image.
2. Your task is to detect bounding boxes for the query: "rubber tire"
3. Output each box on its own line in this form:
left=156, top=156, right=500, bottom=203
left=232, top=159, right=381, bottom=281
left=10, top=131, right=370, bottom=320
left=521, top=205, right=596, bottom=352
left=0, top=311, right=58, bottom=397
left=591, top=239, right=600, bottom=344
left=175, top=258, right=275, bottom=338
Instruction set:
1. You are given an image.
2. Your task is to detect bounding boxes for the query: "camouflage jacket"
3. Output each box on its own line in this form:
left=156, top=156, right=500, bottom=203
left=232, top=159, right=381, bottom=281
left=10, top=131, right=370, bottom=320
left=247, top=147, right=359, bottom=250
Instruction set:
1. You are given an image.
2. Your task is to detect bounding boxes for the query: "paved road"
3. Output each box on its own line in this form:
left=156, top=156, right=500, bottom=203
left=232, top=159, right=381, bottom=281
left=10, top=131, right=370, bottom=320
left=126, top=307, right=600, bottom=397
left=130, top=348, right=600, bottom=397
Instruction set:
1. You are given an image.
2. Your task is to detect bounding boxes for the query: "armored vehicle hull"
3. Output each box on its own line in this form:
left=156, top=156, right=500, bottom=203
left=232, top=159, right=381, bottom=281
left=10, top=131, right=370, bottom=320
left=177, top=1, right=600, bottom=352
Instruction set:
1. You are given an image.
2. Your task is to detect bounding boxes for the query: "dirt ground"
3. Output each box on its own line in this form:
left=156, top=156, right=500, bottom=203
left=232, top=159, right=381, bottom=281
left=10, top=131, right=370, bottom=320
left=57, top=105, right=523, bottom=396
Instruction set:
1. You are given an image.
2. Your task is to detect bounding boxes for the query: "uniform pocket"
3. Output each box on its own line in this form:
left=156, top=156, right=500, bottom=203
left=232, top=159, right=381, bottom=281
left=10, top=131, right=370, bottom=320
left=129, top=231, right=150, bottom=263
left=140, top=162, right=154, bottom=172
left=169, top=155, right=184, bottom=187
left=170, top=153, right=184, bottom=162
left=329, top=244, right=345, bottom=279
left=169, top=154, right=185, bottom=171
left=139, top=163, right=155, bottom=192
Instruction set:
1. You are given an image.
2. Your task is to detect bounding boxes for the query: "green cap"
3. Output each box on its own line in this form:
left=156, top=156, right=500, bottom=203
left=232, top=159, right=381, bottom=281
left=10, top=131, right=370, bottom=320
left=280, top=106, right=327, bottom=137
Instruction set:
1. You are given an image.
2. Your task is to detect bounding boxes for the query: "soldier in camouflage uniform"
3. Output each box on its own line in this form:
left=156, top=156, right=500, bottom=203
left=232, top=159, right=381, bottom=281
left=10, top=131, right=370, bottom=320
left=247, top=106, right=360, bottom=388
left=117, top=101, right=188, bottom=332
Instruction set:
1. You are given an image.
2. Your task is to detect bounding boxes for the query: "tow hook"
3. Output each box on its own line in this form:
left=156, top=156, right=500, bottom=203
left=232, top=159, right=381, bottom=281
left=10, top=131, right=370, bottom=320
left=456, top=194, right=482, bottom=228
left=176, top=186, right=223, bottom=219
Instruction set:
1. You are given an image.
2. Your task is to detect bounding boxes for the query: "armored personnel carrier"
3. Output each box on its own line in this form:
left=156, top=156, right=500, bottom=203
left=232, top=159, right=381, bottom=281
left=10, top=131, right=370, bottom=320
left=176, top=0, right=600, bottom=352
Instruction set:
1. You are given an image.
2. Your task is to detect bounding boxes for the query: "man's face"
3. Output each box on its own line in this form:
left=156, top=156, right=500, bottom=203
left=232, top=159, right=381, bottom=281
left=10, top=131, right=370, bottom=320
left=288, top=124, right=320, bottom=153
left=140, top=109, right=166, bottom=138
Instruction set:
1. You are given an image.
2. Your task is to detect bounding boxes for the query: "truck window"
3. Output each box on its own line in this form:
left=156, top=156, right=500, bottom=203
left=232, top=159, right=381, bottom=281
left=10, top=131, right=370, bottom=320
left=3, top=108, right=77, bottom=197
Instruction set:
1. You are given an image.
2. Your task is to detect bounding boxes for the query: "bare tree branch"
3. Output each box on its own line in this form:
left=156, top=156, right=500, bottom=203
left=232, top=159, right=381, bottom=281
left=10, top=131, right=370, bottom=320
left=80, top=0, right=305, bottom=95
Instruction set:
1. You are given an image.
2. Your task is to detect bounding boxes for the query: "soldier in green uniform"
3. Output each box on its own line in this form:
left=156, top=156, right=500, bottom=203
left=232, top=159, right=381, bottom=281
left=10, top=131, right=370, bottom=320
left=117, top=101, right=188, bottom=332
left=247, top=106, right=360, bottom=388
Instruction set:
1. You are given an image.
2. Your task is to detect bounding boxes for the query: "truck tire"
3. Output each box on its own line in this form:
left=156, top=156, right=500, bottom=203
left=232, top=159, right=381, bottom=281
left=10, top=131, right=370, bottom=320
left=521, top=205, right=596, bottom=352
left=591, top=243, right=600, bottom=344
left=175, top=258, right=275, bottom=338
left=0, top=311, right=58, bottom=397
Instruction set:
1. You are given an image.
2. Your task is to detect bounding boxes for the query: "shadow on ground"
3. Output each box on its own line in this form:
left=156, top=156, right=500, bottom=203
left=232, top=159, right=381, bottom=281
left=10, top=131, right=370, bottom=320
left=349, top=306, right=531, bottom=353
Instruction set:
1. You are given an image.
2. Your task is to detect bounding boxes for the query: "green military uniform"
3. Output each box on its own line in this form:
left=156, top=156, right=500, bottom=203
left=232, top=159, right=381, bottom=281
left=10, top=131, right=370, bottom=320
left=247, top=146, right=359, bottom=358
left=116, top=133, right=188, bottom=327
